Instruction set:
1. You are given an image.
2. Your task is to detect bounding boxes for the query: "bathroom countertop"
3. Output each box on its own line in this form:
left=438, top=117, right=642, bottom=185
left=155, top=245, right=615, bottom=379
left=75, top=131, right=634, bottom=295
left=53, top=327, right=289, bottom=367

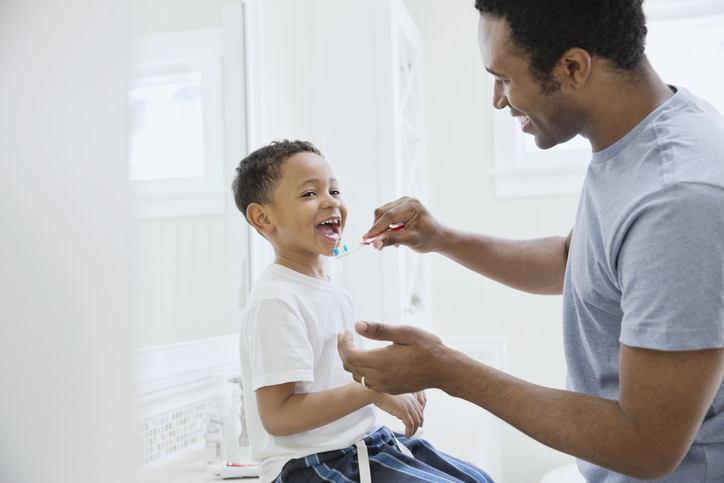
left=136, top=450, right=260, bottom=483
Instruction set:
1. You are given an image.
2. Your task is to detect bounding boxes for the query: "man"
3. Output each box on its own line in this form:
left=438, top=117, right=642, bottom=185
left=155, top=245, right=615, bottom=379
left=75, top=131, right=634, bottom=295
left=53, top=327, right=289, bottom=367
left=337, top=0, right=724, bottom=481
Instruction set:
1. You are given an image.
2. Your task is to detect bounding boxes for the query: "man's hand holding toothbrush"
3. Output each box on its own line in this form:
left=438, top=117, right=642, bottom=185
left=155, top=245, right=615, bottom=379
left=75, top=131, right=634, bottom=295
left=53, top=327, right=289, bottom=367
left=361, top=196, right=448, bottom=254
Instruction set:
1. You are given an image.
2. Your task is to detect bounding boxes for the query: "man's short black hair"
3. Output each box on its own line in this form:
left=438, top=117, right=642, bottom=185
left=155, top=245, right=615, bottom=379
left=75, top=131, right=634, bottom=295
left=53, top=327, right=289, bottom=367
left=232, top=139, right=322, bottom=223
left=475, top=0, right=647, bottom=88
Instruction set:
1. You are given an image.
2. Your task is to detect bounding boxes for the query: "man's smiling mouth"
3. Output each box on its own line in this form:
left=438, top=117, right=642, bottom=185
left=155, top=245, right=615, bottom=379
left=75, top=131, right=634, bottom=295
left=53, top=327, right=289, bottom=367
left=510, top=109, right=531, bottom=131
left=514, top=112, right=532, bottom=133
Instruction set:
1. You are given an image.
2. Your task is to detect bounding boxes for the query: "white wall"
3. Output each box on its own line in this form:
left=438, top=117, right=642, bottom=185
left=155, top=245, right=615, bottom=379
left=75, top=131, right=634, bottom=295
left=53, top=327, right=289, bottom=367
left=402, top=1, right=579, bottom=482
left=0, top=1, right=136, bottom=482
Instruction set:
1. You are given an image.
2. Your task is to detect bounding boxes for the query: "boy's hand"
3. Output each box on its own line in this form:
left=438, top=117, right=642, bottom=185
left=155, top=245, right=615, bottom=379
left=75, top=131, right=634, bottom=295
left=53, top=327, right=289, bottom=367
left=374, top=393, right=424, bottom=438
left=415, top=390, right=427, bottom=410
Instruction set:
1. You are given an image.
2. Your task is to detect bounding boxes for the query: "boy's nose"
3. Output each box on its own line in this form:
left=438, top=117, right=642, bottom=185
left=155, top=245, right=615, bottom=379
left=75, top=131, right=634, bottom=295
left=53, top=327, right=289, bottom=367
left=322, top=195, right=340, bottom=208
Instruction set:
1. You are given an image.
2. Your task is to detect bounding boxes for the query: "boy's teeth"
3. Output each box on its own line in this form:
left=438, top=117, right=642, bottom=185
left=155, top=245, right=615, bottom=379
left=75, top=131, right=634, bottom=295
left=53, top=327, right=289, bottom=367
left=518, top=115, right=529, bottom=123
left=317, top=221, right=339, bottom=238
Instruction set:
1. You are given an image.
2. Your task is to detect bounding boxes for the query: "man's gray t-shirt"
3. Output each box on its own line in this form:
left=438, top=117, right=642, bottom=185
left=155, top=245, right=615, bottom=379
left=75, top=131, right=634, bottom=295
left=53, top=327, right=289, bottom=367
left=563, top=87, right=724, bottom=482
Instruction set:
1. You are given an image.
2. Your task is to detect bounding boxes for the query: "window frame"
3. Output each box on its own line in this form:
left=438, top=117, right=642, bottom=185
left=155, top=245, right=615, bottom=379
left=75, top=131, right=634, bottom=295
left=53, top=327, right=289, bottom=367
left=129, top=27, right=226, bottom=219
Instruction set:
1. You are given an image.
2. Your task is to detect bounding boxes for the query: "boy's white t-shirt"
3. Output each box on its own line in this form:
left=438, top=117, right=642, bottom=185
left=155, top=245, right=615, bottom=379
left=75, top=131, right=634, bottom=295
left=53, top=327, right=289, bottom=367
left=239, top=264, right=380, bottom=482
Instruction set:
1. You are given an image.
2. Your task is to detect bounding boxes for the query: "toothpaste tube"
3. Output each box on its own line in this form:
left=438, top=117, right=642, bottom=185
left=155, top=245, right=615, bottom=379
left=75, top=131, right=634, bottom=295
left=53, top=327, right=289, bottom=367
left=208, top=461, right=260, bottom=479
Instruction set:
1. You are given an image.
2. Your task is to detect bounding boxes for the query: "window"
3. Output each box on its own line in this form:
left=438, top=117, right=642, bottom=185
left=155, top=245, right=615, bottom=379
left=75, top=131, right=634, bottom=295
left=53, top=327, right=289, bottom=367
left=490, top=0, right=724, bottom=198
left=646, top=16, right=724, bottom=115
left=129, top=72, right=205, bottom=181
left=128, top=27, right=225, bottom=218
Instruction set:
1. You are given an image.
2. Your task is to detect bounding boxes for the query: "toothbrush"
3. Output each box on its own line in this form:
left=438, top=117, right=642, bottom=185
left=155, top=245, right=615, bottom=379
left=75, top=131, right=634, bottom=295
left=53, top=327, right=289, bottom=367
left=333, top=224, right=405, bottom=259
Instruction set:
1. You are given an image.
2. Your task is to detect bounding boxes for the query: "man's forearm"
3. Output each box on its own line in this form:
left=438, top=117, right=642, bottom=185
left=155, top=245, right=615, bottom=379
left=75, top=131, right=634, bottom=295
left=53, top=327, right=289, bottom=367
left=437, top=228, right=569, bottom=295
left=441, top=358, right=634, bottom=474
left=439, top=349, right=712, bottom=480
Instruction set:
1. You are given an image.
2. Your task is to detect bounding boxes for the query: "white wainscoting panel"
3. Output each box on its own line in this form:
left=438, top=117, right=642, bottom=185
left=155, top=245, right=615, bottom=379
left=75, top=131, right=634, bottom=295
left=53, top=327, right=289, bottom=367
left=134, top=335, right=242, bottom=474
left=134, top=215, right=232, bottom=347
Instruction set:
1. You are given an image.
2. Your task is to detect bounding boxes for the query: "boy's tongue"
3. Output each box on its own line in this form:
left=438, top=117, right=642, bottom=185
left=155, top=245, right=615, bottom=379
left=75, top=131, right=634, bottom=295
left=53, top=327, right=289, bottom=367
left=317, top=223, right=335, bottom=236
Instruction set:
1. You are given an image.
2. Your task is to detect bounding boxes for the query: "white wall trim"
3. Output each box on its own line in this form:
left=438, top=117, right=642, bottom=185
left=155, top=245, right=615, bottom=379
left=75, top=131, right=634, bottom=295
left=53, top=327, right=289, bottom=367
left=240, top=0, right=267, bottom=152
left=239, top=0, right=276, bottom=283
left=132, top=190, right=227, bottom=219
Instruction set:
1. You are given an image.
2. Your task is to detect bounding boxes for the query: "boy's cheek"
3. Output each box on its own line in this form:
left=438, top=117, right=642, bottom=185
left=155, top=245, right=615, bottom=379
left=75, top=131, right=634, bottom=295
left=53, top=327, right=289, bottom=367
left=340, top=206, right=348, bottom=230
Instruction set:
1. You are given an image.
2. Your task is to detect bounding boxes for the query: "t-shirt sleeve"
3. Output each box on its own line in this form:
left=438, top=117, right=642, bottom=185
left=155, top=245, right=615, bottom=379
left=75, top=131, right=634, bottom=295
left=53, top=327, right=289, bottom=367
left=243, top=298, right=315, bottom=391
left=618, top=183, right=724, bottom=350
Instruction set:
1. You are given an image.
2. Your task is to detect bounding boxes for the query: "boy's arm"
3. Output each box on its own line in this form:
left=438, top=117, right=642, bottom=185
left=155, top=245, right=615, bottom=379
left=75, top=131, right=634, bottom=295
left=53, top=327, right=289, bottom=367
left=256, top=382, right=423, bottom=438
left=374, top=392, right=425, bottom=438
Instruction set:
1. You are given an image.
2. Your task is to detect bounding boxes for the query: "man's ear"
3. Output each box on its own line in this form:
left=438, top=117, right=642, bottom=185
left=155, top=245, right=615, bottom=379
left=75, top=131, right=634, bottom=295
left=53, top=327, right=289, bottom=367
left=247, top=203, right=275, bottom=234
left=556, top=47, right=592, bottom=89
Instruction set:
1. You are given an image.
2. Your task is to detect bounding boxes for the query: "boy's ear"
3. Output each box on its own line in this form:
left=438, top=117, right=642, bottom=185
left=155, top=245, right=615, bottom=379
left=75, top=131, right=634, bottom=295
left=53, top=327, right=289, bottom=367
left=247, top=203, right=275, bottom=234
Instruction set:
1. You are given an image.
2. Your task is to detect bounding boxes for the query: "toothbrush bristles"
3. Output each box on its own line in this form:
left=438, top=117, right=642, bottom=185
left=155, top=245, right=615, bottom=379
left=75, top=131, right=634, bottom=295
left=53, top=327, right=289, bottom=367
left=333, top=245, right=349, bottom=257
left=335, top=224, right=405, bottom=259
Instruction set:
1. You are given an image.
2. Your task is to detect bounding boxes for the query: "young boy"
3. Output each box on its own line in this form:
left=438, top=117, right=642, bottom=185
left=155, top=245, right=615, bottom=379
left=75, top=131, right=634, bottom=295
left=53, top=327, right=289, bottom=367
left=232, top=139, right=493, bottom=483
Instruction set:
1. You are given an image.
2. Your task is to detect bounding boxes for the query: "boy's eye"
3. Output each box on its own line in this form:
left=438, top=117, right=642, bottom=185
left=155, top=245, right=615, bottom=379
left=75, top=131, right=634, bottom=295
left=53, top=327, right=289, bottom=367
left=330, top=189, right=341, bottom=195
left=302, top=191, right=315, bottom=197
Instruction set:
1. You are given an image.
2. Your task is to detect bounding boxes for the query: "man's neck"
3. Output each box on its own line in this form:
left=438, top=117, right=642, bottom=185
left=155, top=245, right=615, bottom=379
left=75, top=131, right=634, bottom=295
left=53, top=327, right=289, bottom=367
left=583, top=59, right=674, bottom=152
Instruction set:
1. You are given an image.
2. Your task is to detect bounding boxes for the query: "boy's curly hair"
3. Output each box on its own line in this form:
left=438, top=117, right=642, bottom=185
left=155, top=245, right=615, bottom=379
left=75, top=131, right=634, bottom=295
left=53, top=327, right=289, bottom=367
left=475, top=0, right=647, bottom=91
left=232, top=140, right=323, bottom=223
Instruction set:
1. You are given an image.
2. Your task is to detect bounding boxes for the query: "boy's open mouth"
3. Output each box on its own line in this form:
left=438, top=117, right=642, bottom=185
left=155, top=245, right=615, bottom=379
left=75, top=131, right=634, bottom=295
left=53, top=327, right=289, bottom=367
left=317, top=217, right=341, bottom=241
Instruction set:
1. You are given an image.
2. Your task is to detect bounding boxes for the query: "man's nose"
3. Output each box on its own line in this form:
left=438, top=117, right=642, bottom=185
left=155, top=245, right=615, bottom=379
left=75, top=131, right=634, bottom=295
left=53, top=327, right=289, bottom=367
left=492, top=82, right=509, bottom=110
